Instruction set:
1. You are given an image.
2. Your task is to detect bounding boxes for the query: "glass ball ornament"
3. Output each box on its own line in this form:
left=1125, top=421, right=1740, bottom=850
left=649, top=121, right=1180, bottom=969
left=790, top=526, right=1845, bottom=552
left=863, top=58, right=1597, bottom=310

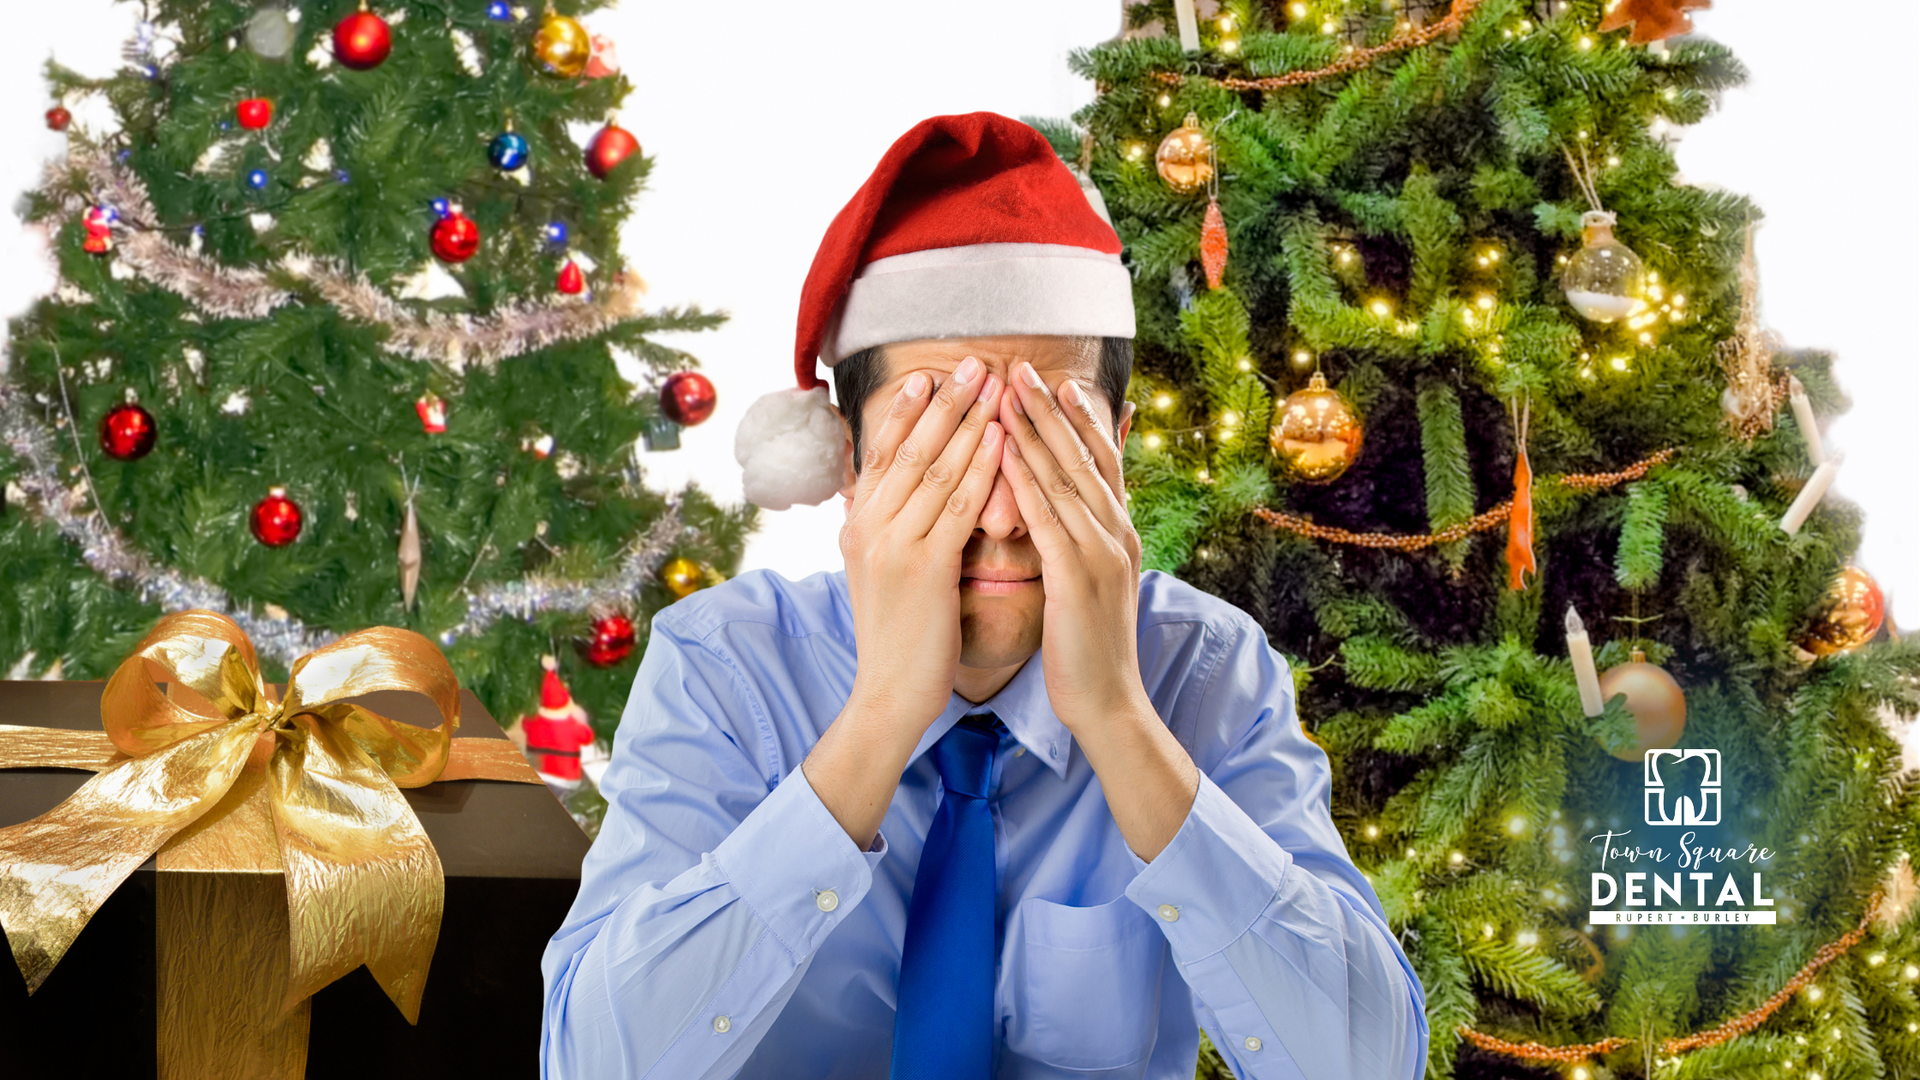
left=245, top=5, right=298, bottom=60
left=486, top=1, right=513, bottom=21
left=543, top=221, right=569, bottom=247
left=246, top=169, right=270, bottom=190
left=659, top=557, right=707, bottom=600
left=250, top=487, right=304, bottom=547
left=1595, top=649, right=1687, bottom=761
left=237, top=98, right=273, bottom=130
left=1561, top=210, right=1648, bottom=322
left=99, top=402, right=157, bottom=460
left=46, top=106, right=71, bottom=131
left=659, top=371, right=717, bottom=427
left=580, top=613, right=637, bottom=667
left=1154, top=112, right=1214, bottom=195
left=332, top=6, right=393, bottom=70
left=430, top=210, right=481, bottom=263
left=1800, top=565, right=1886, bottom=657
left=530, top=13, right=591, bottom=78
left=1269, top=370, right=1363, bottom=482
left=585, top=121, right=640, bottom=180
left=489, top=130, right=530, bottom=171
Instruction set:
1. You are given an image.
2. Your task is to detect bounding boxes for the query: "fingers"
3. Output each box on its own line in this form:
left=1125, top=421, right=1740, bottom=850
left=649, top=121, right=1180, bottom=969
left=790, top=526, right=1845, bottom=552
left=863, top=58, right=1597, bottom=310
left=998, top=362, right=1125, bottom=546
left=869, top=356, right=995, bottom=521
left=924, top=419, right=1005, bottom=550
left=895, top=370, right=1004, bottom=537
left=1058, top=377, right=1127, bottom=514
left=850, top=370, right=931, bottom=506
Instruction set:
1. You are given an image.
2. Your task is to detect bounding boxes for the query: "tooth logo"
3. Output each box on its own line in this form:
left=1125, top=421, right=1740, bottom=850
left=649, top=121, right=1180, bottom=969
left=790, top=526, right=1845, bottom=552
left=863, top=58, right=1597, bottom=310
left=1644, top=748, right=1720, bottom=827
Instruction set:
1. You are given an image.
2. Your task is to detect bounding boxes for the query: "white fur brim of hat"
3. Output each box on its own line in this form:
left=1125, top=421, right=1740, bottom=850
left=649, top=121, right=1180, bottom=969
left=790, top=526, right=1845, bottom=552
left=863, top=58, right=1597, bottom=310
left=737, top=242, right=1133, bottom=511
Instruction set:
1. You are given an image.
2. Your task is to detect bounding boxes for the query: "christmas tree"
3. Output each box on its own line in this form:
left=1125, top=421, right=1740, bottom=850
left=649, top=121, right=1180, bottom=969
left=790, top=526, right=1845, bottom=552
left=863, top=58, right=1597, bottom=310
left=1047, top=0, right=1920, bottom=1076
left=0, top=0, right=752, bottom=801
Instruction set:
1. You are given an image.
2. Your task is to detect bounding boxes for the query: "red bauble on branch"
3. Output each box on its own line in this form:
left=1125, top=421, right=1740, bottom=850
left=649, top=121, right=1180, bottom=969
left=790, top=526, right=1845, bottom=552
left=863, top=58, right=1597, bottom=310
left=659, top=371, right=716, bottom=427
left=430, top=209, right=481, bottom=263
left=556, top=258, right=585, bottom=295
left=45, top=106, right=71, bottom=132
left=585, top=121, right=640, bottom=180
left=99, top=403, right=157, bottom=460
left=333, top=5, right=393, bottom=70
left=237, top=98, right=274, bottom=130
left=250, top=487, right=304, bottom=547
left=581, top=614, right=637, bottom=667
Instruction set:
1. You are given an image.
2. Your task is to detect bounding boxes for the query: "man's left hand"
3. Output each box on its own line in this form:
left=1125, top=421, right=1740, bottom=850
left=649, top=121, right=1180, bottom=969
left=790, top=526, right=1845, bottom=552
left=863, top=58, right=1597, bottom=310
left=994, top=360, right=1146, bottom=730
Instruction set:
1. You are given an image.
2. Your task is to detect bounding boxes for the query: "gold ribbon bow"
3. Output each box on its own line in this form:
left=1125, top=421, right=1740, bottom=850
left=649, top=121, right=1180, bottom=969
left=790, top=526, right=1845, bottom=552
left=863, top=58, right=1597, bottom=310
left=0, top=611, right=478, bottom=1023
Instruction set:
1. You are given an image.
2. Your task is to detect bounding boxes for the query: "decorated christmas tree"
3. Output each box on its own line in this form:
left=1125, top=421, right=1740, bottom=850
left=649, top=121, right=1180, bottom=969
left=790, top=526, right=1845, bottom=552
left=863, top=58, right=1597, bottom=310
left=1049, top=0, right=1920, bottom=1076
left=0, top=0, right=752, bottom=796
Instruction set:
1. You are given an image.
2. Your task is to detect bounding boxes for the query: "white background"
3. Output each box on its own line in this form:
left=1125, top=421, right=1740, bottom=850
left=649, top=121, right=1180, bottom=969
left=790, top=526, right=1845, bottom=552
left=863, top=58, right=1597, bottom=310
left=2, top=2, right=1913, bottom=630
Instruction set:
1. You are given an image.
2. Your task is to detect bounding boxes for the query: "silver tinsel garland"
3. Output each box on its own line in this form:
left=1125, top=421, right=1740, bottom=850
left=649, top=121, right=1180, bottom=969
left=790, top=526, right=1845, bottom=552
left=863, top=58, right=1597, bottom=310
left=3, top=383, right=688, bottom=666
left=49, top=149, right=651, bottom=370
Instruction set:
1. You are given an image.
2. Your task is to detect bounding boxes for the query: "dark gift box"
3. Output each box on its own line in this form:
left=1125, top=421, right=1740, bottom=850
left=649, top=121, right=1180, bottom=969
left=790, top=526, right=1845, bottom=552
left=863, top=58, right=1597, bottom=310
left=0, top=679, right=589, bottom=1079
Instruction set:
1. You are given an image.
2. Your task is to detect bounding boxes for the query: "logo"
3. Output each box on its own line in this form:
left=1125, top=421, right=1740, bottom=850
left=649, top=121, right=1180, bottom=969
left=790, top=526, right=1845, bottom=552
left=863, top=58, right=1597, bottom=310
left=1644, top=748, right=1720, bottom=827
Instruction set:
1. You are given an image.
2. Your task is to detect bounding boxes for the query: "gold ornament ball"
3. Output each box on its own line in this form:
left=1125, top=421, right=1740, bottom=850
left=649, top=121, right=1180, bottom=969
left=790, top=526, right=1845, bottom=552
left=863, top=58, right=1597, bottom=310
left=531, top=13, right=592, bottom=78
left=1155, top=112, right=1214, bottom=195
left=660, top=557, right=706, bottom=600
left=1269, top=370, right=1363, bottom=482
left=1801, top=565, right=1886, bottom=657
left=1596, top=650, right=1687, bottom=762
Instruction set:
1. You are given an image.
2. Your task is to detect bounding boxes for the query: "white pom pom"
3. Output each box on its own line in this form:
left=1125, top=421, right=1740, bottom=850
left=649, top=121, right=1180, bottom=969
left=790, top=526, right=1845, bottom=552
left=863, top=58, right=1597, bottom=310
left=735, top=385, right=850, bottom=510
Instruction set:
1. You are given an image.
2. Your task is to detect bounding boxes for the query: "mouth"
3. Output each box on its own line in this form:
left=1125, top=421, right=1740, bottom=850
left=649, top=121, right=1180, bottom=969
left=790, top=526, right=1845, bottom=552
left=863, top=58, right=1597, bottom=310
left=961, top=568, right=1040, bottom=595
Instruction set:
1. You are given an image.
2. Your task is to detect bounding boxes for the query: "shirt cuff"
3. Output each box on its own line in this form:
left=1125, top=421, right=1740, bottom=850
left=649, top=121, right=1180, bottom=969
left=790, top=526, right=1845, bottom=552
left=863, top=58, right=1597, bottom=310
left=712, top=764, right=883, bottom=958
left=1123, top=772, right=1292, bottom=961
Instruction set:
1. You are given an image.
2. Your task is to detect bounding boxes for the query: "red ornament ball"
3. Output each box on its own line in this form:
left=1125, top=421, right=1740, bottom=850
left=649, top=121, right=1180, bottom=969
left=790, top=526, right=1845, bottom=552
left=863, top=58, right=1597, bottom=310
left=99, top=403, right=157, bottom=460
left=237, top=97, right=274, bottom=130
left=659, top=371, right=717, bottom=427
left=585, top=123, right=640, bottom=180
left=45, top=106, right=71, bottom=132
left=333, top=10, right=393, bottom=70
left=430, top=212, right=481, bottom=263
left=250, top=488, right=304, bottom=547
left=581, top=614, right=637, bottom=667
left=556, top=259, right=585, bottom=295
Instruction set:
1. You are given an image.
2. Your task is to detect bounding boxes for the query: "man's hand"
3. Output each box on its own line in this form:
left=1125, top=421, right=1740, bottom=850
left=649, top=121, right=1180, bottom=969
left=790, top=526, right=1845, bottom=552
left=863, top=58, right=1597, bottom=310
left=805, top=357, right=1005, bottom=849
left=997, top=361, right=1199, bottom=860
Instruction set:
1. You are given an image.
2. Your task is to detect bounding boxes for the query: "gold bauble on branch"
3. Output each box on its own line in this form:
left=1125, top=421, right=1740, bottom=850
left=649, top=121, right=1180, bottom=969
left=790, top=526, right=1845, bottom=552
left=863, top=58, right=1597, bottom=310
left=1800, top=565, right=1887, bottom=657
left=1155, top=112, right=1213, bottom=195
left=531, top=12, right=592, bottom=78
left=659, top=556, right=707, bottom=600
left=1596, top=648, right=1687, bottom=762
left=1269, top=370, right=1363, bottom=482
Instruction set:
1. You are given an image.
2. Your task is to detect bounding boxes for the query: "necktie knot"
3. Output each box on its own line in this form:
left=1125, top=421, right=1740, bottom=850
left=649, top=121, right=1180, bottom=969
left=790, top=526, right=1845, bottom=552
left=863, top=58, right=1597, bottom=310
left=932, top=715, right=998, bottom=800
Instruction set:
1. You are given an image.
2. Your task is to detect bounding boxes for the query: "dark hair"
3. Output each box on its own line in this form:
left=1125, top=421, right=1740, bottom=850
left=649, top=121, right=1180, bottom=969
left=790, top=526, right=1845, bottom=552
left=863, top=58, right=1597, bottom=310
left=833, top=337, right=1134, bottom=469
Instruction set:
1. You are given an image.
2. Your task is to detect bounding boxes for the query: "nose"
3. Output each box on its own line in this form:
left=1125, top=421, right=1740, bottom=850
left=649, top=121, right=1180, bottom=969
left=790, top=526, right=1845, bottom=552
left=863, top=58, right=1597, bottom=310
left=973, top=463, right=1027, bottom=541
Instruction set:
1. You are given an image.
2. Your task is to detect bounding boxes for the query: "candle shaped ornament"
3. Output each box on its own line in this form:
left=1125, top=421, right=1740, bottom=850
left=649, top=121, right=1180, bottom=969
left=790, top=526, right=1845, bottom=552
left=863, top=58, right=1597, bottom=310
left=1788, top=375, right=1824, bottom=466
left=1171, top=0, right=1200, bottom=50
left=1780, top=451, right=1844, bottom=536
left=1566, top=606, right=1605, bottom=717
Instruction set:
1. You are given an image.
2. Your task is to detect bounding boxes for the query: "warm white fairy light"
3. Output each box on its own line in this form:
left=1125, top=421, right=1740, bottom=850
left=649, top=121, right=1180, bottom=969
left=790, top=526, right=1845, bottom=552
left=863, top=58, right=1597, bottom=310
left=1369, top=298, right=1392, bottom=317
left=1363, top=823, right=1380, bottom=839
left=1506, top=814, right=1527, bottom=835
left=1153, top=392, right=1174, bottom=410
left=1577, top=35, right=1594, bottom=50
left=1610, top=356, right=1630, bottom=372
left=1481, top=922, right=1495, bottom=938
left=1143, top=432, right=1164, bottom=450
left=1514, top=929, right=1538, bottom=948
left=1476, top=293, right=1496, bottom=310
left=1220, top=37, right=1239, bottom=52
left=1236, top=357, right=1252, bottom=372
left=1450, top=850, right=1466, bottom=866
left=1157, top=93, right=1171, bottom=107
left=1127, top=143, right=1146, bottom=161
left=1289, top=1, right=1308, bottom=16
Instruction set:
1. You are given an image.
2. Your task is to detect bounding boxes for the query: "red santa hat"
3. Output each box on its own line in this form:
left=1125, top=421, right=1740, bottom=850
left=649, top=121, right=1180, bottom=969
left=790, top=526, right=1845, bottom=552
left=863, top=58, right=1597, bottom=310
left=537, top=655, right=585, bottom=722
left=733, top=112, right=1133, bottom=510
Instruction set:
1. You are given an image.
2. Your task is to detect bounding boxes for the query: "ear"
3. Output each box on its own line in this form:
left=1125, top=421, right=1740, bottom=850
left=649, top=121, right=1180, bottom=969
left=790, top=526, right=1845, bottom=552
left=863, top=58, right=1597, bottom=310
left=1117, top=401, right=1135, bottom=448
left=836, top=417, right=858, bottom=503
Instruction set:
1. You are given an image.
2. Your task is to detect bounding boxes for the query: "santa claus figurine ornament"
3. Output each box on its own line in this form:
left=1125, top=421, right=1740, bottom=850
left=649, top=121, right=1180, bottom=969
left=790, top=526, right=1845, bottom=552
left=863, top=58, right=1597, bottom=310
left=510, top=655, right=599, bottom=793
left=732, top=112, right=1132, bottom=510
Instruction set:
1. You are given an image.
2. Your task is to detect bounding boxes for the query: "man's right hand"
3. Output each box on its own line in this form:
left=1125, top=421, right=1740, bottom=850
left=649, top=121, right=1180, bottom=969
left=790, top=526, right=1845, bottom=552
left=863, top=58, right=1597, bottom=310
left=804, top=356, right=1004, bottom=849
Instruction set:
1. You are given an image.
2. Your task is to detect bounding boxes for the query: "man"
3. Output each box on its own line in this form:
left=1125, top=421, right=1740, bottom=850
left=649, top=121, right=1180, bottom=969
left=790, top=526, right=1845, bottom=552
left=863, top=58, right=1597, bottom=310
left=542, top=113, right=1428, bottom=1080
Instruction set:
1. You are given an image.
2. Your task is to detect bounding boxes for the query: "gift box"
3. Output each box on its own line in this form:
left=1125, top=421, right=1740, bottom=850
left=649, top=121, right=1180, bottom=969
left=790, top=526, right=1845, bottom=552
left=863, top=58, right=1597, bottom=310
left=0, top=630, right=590, bottom=1079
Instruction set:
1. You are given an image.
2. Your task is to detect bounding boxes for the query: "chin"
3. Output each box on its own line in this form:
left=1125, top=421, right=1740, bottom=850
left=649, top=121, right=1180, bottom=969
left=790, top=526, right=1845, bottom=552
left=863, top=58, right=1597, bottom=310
left=958, top=592, right=1043, bottom=670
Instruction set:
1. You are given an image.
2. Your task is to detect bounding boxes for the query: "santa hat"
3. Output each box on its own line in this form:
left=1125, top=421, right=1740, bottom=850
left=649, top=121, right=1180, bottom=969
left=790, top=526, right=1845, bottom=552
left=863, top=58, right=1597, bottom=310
left=538, top=655, right=585, bottom=722
left=734, top=112, right=1134, bottom=510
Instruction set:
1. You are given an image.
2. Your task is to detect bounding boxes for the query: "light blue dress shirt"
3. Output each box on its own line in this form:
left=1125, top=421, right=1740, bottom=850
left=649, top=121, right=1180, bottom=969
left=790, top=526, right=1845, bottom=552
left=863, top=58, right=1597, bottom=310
left=541, top=568, right=1429, bottom=1080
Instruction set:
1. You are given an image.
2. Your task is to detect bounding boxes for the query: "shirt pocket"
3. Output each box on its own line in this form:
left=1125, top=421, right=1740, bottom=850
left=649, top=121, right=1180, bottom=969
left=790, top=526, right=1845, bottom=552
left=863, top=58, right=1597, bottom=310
left=1005, top=894, right=1168, bottom=1072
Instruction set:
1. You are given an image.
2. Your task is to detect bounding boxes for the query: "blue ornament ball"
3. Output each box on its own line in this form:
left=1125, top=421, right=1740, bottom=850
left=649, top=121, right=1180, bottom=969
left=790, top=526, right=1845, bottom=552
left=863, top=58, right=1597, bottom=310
left=489, top=131, right=530, bottom=171
left=246, top=169, right=269, bottom=190
left=487, top=1, right=513, bottom=20
left=431, top=197, right=451, bottom=217
left=543, top=221, right=569, bottom=246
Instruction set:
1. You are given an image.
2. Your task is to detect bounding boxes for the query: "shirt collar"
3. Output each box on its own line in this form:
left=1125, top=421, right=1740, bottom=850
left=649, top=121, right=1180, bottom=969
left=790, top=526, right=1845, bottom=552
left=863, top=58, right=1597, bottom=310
left=830, top=571, right=1073, bottom=779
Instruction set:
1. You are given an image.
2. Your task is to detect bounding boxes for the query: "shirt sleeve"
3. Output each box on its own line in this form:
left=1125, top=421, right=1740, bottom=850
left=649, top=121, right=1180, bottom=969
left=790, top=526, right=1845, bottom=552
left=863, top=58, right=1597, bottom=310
left=1122, top=620, right=1429, bottom=1080
left=540, top=616, right=884, bottom=1080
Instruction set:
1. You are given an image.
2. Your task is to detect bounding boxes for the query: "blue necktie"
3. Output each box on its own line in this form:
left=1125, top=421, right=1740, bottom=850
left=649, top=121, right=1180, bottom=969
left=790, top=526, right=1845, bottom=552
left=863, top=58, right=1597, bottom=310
left=890, top=714, right=1001, bottom=1080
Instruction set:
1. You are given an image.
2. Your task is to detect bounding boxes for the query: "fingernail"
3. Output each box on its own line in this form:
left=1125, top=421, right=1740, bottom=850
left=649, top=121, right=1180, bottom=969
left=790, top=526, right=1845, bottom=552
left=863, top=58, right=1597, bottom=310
left=1018, top=362, right=1044, bottom=389
left=953, top=356, right=982, bottom=385
left=902, top=372, right=928, bottom=398
left=977, top=372, right=1000, bottom=403
left=1009, top=388, right=1027, bottom=415
left=1060, top=379, right=1082, bottom=407
left=983, top=421, right=1000, bottom=444
left=1005, top=433, right=1023, bottom=456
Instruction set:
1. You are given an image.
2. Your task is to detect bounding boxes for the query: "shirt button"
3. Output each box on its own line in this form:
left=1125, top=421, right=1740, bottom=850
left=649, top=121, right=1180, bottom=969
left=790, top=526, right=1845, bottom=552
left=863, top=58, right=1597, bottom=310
left=1157, top=904, right=1179, bottom=922
left=816, top=889, right=839, bottom=912
left=1244, top=1035, right=1262, bottom=1052
left=713, top=1015, right=731, bottom=1033
left=1013, top=746, right=1026, bottom=757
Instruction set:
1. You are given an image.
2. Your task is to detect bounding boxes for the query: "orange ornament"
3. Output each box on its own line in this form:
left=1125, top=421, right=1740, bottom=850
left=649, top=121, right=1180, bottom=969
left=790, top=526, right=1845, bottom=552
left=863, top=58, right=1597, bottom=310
left=1200, top=197, right=1228, bottom=290
left=1598, top=0, right=1711, bottom=43
left=1505, top=399, right=1535, bottom=590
